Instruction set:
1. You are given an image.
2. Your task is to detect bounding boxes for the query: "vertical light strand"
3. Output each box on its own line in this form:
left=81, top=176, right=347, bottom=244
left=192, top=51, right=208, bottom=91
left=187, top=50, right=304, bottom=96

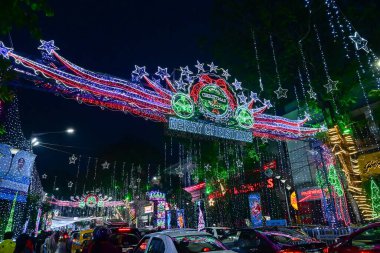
left=298, top=41, right=317, bottom=100
left=252, top=30, right=264, bottom=92
left=270, top=35, right=287, bottom=99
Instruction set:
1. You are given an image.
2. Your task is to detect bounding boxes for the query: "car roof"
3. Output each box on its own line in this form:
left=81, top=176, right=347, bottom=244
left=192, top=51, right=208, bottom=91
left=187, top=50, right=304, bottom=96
left=80, top=229, right=93, bottom=234
left=204, top=227, right=231, bottom=229
left=147, top=229, right=212, bottom=238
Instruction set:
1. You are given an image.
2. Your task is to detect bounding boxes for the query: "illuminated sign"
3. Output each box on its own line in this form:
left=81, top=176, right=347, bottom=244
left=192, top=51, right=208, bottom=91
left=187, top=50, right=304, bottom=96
left=144, top=205, right=153, bottom=214
left=169, top=117, right=253, bottom=143
left=358, top=151, right=380, bottom=178
left=208, top=179, right=273, bottom=199
left=298, top=187, right=327, bottom=203
left=147, top=191, right=166, bottom=201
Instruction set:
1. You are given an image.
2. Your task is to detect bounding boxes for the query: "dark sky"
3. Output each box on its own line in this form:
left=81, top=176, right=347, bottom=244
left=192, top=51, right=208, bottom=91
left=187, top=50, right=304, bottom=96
left=8, top=0, right=214, bottom=194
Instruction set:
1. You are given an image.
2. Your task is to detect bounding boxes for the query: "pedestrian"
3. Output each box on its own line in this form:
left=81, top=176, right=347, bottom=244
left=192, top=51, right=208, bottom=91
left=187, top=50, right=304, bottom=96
left=86, top=227, right=118, bottom=253
left=46, top=232, right=59, bottom=253
left=13, top=233, right=34, bottom=253
left=0, top=231, right=16, bottom=253
left=54, top=232, right=70, bottom=253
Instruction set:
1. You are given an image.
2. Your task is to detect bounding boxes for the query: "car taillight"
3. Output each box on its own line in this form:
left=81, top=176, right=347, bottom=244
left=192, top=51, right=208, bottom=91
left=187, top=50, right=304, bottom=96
left=279, top=250, right=304, bottom=253
left=202, top=248, right=211, bottom=252
left=118, top=228, right=131, bottom=232
left=323, top=247, right=329, bottom=253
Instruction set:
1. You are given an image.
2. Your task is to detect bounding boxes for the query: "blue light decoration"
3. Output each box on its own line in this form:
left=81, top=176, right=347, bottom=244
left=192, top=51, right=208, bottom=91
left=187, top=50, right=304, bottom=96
left=0, top=144, right=36, bottom=202
left=248, top=193, right=262, bottom=227
left=176, top=209, right=185, bottom=228
left=0, top=40, right=325, bottom=141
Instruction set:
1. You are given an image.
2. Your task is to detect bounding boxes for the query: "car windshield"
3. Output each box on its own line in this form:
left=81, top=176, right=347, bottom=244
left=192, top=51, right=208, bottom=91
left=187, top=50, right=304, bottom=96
left=216, top=229, right=234, bottom=236
left=110, top=234, right=140, bottom=247
left=263, top=231, right=312, bottom=246
left=173, top=235, right=227, bottom=253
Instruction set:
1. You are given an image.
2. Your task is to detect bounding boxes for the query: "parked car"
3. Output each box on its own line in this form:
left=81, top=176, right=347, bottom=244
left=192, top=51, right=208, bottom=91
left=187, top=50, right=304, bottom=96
left=221, top=228, right=327, bottom=253
left=71, top=229, right=93, bottom=253
left=328, top=222, right=380, bottom=253
left=132, top=229, right=235, bottom=253
left=200, top=227, right=235, bottom=239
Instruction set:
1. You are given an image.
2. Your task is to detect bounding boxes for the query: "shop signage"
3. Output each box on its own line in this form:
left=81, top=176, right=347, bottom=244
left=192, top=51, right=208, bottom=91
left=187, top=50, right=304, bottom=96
left=358, top=151, right=380, bottom=178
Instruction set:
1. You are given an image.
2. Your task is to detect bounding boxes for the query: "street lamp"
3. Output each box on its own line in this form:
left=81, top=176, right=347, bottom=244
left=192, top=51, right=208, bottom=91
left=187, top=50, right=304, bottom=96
left=276, top=177, right=292, bottom=225
left=66, top=128, right=75, bottom=134
left=32, top=127, right=75, bottom=137
left=1, top=147, right=20, bottom=180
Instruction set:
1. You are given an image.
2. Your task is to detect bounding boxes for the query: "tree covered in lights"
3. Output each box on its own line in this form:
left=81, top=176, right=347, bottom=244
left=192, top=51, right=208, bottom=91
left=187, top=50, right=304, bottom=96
left=371, top=178, right=380, bottom=218
left=327, top=165, right=344, bottom=197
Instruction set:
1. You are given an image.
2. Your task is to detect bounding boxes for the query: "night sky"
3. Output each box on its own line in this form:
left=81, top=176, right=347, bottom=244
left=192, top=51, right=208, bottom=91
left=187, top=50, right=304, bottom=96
left=8, top=0, right=214, bottom=193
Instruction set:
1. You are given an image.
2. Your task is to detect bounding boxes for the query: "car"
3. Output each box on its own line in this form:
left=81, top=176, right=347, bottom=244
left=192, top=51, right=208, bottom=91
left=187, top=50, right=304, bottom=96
left=256, top=226, right=318, bottom=241
left=200, top=227, right=235, bottom=239
left=71, top=229, right=93, bottom=253
left=132, top=229, right=235, bottom=253
left=328, top=222, right=380, bottom=253
left=221, top=228, right=327, bottom=253
left=109, top=227, right=142, bottom=253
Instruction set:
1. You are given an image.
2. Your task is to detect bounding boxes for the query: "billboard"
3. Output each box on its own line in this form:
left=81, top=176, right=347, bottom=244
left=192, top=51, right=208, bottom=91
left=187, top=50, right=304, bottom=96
left=0, top=144, right=36, bottom=202
left=248, top=193, right=262, bottom=227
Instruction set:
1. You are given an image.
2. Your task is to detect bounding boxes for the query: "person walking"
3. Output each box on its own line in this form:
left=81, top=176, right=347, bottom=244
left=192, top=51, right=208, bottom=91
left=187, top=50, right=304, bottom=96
left=0, top=232, right=16, bottom=253
left=13, top=234, right=34, bottom=253
left=86, top=227, right=118, bottom=253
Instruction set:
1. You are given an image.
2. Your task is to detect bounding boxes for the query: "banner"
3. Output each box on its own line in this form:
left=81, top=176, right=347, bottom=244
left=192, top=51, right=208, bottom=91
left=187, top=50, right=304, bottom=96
left=358, top=151, right=380, bottom=179
left=248, top=193, right=262, bottom=227
left=0, top=144, right=36, bottom=202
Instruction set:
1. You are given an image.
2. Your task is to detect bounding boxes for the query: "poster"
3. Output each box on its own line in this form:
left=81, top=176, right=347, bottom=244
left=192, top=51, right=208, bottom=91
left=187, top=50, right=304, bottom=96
left=0, top=144, right=36, bottom=202
left=248, top=193, right=262, bottom=227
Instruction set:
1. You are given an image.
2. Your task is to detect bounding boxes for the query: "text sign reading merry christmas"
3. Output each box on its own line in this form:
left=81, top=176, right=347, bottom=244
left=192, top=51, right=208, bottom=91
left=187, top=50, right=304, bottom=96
left=169, top=117, right=253, bottom=142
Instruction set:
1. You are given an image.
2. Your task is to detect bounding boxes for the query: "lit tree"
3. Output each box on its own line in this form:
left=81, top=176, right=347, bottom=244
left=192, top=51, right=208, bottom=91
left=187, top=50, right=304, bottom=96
left=370, top=178, right=380, bottom=218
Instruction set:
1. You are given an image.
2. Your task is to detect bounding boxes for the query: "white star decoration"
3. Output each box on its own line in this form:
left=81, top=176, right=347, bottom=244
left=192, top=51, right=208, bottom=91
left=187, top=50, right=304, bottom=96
left=155, top=67, right=170, bottom=80
left=175, top=79, right=187, bottom=90
left=38, top=40, right=59, bottom=55
left=0, top=41, right=13, bottom=59
left=264, top=99, right=272, bottom=108
left=324, top=79, right=339, bottom=93
left=207, top=62, right=218, bottom=72
left=274, top=86, right=288, bottom=99
left=101, top=161, right=110, bottom=170
left=221, top=69, right=231, bottom=79
left=349, top=32, right=369, bottom=53
left=261, top=138, right=268, bottom=144
left=42, top=174, right=47, bottom=179
left=231, top=79, right=242, bottom=90
left=132, top=65, right=148, bottom=79
left=250, top=92, right=259, bottom=102
left=68, top=181, right=73, bottom=189
left=195, top=61, right=205, bottom=73
left=307, top=89, right=317, bottom=100
left=236, top=160, right=243, bottom=168
left=69, top=154, right=77, bottom=164
left=180, top=66, right=193, bottom=77
left=238, top=93, right=248, bottom=105
left=204, top=164, right=211, bottom=171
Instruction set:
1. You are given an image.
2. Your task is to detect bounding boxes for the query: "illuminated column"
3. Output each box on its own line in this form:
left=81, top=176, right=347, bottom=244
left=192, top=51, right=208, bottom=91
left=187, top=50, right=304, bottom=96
left=328, top=126, right=372, bottom=221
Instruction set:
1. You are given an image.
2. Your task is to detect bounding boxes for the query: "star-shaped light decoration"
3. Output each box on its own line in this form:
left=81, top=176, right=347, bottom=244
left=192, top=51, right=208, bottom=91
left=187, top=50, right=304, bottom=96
left=180, top=66, right=193, bottom=77
left=263, top=99, right=272, bottom=108
left=304, top=112, right=311, bottom=121
left=186, top=75, right=195, bottom=84
left=155, top=67, right=170, bottom=80
left=238, top=93, right=248, bottom=105
left=68, top=181, right=73, bottom=189
left=320, top=124, right=328, bottom=132
left=132, top=65, right=148, bottom=80
left=69, top=154, right=77, bottom=164
left=136, top=178, right=141, bottom=183
left=38, top=40, right=59, bottom=55
left=152, top=77, right=161, bottom=86
left=42, top=174, right=47, bottom=179
left=178, top=171, right=184, bottom=178
left=204, top=164, right=211, bottom=172
left=250, top=92, right=259, bottom=102
left=101, top=161, right=110, bottom=170
left=261, top=138, right=268, bottom=144
left=324, top=79, right=339, bottom=93
left=0, top=41, right=13, bottom=59
left=195, top=61, right=205, bottom=73
left=307, top=89, right=317, bottom=100
left=208, top=198, right=215, bottom=206
left=193, top=176, right=199, bottom=184
left=175, top=79, right=187, bottom=91
left=236, top=160, right=243, bottom=168
left=274, top=86, right=288, bottom=99
left=221, top=69, right=231, bottom=79
left=349, top=32, right=369, bottom=53
left=231, top=79, right=242, bottom=90
left=207, top=62, right=218, bottom=73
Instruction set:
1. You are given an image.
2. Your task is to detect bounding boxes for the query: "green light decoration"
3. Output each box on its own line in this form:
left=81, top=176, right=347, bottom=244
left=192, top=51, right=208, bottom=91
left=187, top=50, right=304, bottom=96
left=370, top=178, right=380, bottom=218
left=171, top=93, right=194, bottom=119
left=316, top=170, right=325, bottom=188
left=5, top=192, right=18, bottom=232
left=199, top=85, right=229, bottom=119
left=328, top=165, right=344, bottom=197
left=235, top=106, right=254, bottom=129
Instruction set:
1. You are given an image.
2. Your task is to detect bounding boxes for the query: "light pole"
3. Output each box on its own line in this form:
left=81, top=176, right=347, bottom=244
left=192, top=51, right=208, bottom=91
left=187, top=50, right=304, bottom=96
left=277, top=177, right=292, bottom=225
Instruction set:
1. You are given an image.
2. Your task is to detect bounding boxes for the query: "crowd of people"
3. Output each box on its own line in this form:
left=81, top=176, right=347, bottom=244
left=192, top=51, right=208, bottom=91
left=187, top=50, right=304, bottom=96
left=0, top=227, right=122, bottom=253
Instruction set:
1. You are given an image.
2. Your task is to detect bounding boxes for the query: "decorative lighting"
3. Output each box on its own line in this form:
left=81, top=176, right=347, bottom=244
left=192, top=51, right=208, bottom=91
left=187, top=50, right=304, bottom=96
left=280, top=179, right=286, bottom=183
left=275, top=175, right=281, bottom=179
left=32, top=141, right=40, bottom=147
left=66, top=128, right=75, bottom=134
left=286, top=185, right=291, bottom=190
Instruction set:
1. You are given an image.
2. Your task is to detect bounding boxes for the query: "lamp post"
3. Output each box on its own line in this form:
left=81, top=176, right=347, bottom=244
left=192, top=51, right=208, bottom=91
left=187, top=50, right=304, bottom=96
left=277, top=176, right=292, bottom=225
